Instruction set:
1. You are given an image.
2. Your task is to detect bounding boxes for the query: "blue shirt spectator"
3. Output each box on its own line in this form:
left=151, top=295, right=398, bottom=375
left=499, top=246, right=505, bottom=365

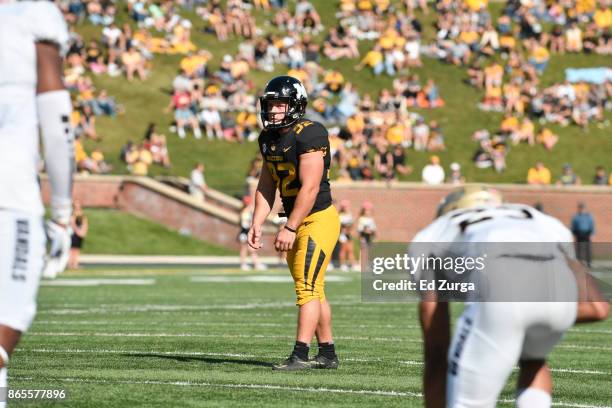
left=571, top=203, right=595, bottom=239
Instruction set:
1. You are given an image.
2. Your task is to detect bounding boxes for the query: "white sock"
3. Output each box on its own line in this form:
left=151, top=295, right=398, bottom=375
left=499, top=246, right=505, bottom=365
left=193, top=126, right=202, bottom=138
left=0, top=367, right=7, bottom=408
left=516, top=388, right=552, bottom=408
left=178, top=127, right=186, bottom=139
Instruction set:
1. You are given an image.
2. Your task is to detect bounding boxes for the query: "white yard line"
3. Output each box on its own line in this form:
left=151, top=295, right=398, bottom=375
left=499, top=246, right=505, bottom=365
left=26, top=332, right=419, bottom=343
left=16, top=348, right=610, bottom=376
left=13, top=376, right=421, bottom=398
left=10, top=376, right=610, bottom=407
left=41, top=279, right=155, bottom=287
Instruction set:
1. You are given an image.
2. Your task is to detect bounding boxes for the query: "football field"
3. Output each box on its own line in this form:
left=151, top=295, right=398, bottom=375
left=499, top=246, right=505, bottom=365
left=10, top=268, right=611, bottom=407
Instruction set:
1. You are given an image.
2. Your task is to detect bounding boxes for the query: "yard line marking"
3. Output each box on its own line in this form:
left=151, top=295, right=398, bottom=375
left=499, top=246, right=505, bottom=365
left=12, top=376, right=422, bottom=398
left=568, top=328, right=612, bottom=334
left=38, top=300, right=378, bottom=315
left=41, top=279, right=155, bottom=287
left=190, top=275, right=350, bottom=283
left=557, top=344, right=612, bottom=351
left=10, top=376, right=611, bottom=407
left=26, top=332, right=420, bottom=343
left=24, top=332, right=612, bottom=349
left=31, top=319, right=612, bottom=335
left=15, top=349, right=610, bottom=376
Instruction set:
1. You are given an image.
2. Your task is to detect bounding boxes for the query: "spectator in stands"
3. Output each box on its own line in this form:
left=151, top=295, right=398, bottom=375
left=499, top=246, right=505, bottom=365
left=422, top=155, right=445, bottom=185
left=91, top=89, right=118, bottom=117
left=68, top=200, right=88, bottom=270
left=167, top=89, right=202, bottom=139
left=130, top=144, right=153, bottom=176
left=527, top=161, right=551, bottom=185
left=593, top=166, right=608, bottom=185
left=448, top=162, right=465, bottom=185
left=79, top=104, right=99, bottom=141
left=373, top=143, right=394, bottom=180
left=557, top=164, right=582, bottom=186
left=150, top=133, right=171, bottom=168
left=189, top=162, right=207, bottom=202
left=122, top=46, right=147, bottom=82
left=392, top=144, right=412, bottom=176
left=357, top=201, right=377, bottom=251
left=571, top=202, right=595, bottom=267
left=537, top=128, right=558, bottom=151
left=338, top=200, right=357, bottom=272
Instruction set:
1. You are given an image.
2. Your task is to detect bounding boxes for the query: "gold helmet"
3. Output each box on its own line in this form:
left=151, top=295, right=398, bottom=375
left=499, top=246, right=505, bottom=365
left=436, top=185, right=503, bottom=217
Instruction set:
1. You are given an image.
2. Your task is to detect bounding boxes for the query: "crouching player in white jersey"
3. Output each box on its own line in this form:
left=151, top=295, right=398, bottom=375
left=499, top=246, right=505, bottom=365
left=412, top=186, right=609, bottom=408
left=0, top=2, right=74, bottom=405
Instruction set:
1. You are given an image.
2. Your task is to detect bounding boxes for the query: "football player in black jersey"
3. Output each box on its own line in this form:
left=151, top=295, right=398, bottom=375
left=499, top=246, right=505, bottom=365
left=248, top=76, right=341, bottom=371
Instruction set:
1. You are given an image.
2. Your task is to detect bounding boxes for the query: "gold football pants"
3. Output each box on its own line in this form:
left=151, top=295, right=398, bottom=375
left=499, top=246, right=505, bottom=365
left=286, top=205, right=341, bottom=306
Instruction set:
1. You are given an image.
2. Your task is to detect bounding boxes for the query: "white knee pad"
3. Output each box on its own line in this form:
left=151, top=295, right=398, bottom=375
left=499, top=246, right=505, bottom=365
left=516, top=388, right=551, bottom=408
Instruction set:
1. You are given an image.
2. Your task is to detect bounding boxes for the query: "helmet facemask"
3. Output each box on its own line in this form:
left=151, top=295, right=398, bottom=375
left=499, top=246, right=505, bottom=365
left=260, top=96, right=294, bottom=129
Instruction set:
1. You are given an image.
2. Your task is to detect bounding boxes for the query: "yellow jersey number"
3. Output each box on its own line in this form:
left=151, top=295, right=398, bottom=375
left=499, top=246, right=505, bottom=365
left=267, top=162, right=299, bottom=197
left=293, top=120, right=313, bottom=135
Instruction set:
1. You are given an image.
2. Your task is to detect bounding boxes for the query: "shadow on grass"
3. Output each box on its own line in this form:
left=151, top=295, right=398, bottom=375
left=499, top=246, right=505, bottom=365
left=125, top=352, right=274, bottom=368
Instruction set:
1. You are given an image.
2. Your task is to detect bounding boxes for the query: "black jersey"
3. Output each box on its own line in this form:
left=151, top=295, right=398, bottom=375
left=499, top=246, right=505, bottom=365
left=258, top=119, right=332, bottom=216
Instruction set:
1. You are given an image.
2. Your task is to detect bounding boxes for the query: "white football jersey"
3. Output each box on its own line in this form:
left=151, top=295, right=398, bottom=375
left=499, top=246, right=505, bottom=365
left=410, top=203, right=576, bottom=284
left=0, top=1, right=69, bottom=216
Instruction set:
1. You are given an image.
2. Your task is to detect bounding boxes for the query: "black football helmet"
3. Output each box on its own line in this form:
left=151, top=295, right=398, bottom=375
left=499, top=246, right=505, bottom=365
left=259, top=76, right=308, bottom=129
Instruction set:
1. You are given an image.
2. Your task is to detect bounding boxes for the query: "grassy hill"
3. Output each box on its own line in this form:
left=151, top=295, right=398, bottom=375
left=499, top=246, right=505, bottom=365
left=82, top=209, right=236, bottom=255
left=79, top=1, right=611, bottom=196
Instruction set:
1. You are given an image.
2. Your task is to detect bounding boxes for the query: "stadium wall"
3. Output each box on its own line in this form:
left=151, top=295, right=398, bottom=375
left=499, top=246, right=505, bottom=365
left=332, top=182, right=612, bottom=243
left=41, top=177, right=612, bottom=254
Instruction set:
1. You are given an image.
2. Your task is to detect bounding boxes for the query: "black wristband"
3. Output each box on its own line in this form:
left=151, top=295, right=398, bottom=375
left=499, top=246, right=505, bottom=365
left=284, top=225, right=297, bottom=233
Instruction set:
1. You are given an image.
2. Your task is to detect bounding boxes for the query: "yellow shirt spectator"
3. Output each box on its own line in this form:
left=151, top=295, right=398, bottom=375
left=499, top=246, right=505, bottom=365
left=375, top=0, right=390, bottom=12
left=465, top=0, right=488, bottom=11
left=180, top=55, right=200, bottom=76
left=230, top=60, right=249, bottom=78
left=357, top=0, right=373, bottom=11
left=324, top=70, right=344, bottom=92
left=501, top=116, right=519, bottom=131
left=347, top=114, right=365, bottom=135
left=378, top=29, right=397, bottom=50
left=527, top=165, right=551, bottom=185
left=360, top=50, right=383, bottom=67
left=594, top=8, right=612, bottom=29
left=531, top=46, right=549, bottom=63
left=386, top=124, right=405, bottom=145
left=500, top=34, right=516, bottom=49
left=74, top=139, right=88, bottom=163
left=459, top=30, right=479, bottom=45
left=575, top=0, right=596, bottom=14
left=287, top=68, right=308, bottom=83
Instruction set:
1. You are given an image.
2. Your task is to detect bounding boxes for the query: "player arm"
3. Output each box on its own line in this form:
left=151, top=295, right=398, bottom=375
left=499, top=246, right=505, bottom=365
left=252, top=163, right=276, bottom=227
left=285, top=151, right=323, bottom=230
left=419, top=299, right=450, bottom=408
left=36, top=41, right=74, bottom=226
left=565, top=255, right=610, bottom=323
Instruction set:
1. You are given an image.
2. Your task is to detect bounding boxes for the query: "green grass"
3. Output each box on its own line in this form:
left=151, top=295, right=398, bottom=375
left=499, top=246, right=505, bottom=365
left=9, top=268, right=611, bottom=407
left=78, top=1, right=612, bottom=194
left=81, top=209, right=236, bottom=255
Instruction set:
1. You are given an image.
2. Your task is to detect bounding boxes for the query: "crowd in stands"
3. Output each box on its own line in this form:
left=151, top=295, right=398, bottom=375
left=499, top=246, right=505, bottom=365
left=56, top=0, right=610, bottom=186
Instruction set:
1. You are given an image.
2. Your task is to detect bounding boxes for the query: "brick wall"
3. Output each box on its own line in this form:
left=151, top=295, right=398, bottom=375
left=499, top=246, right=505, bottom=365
left=41, top=177, right=612, bottom=252
left=332, top=183, right=612, bottom=242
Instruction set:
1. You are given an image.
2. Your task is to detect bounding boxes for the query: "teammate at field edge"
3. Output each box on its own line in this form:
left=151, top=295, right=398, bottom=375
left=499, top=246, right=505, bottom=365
left=414, top=186, right=609, bottom=408
left=248, top=76, right=341, bottom=371
left=0, top=2, right=74, bottom=405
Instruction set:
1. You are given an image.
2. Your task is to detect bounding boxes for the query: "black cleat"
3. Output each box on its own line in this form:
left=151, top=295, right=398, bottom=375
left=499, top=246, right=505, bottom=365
left=272, top=354, right=312, bottom=371
left=309, top=354, right=339, bottom=369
